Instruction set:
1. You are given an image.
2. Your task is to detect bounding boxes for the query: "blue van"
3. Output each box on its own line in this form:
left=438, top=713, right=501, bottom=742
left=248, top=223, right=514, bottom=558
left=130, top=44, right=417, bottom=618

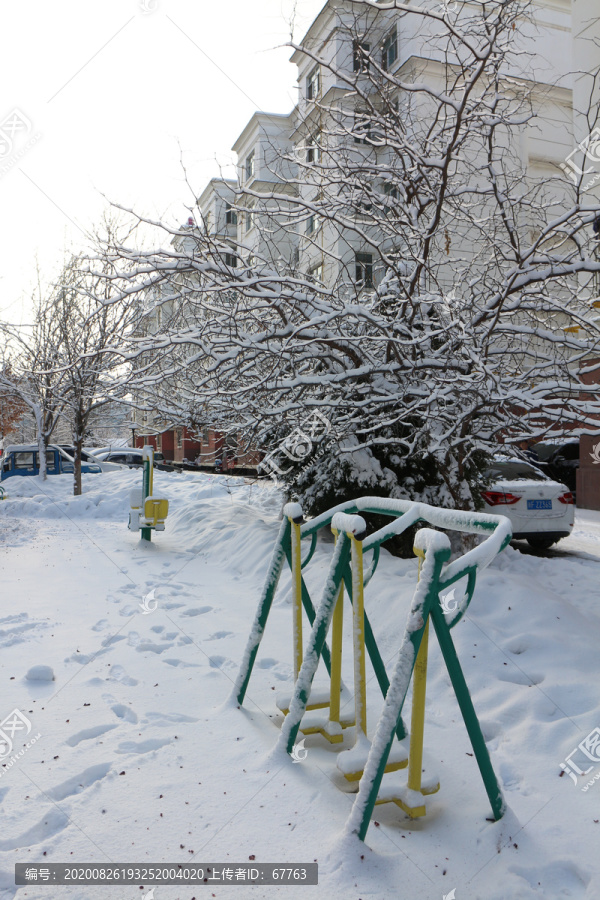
left=0, top=444, right=102, bottom=481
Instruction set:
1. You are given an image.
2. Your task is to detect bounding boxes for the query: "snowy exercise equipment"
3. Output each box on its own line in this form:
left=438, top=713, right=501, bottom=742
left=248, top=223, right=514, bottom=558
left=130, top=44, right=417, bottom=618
left=128, top=445, right=169, bottom=541
left=234, top=497, right=512, bottom=842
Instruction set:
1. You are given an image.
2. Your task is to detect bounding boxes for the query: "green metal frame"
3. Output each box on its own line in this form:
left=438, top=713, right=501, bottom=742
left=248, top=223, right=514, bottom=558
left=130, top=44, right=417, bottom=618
left=234, top=495, right=511, bottom=842
left=234, top=511, right=408, bottom=741
left=345, top=529, right=506, bottom=842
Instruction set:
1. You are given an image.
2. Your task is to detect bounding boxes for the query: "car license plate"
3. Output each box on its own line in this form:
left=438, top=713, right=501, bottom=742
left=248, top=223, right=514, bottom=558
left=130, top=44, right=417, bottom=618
left=527, top=499, right=552, bottom=510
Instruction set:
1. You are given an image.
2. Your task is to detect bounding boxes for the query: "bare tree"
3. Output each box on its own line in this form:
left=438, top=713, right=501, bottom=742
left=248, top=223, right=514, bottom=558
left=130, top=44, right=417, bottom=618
left=1, top=217, right=142, bottom=491
left=0, top=270, right=74, bottom=479
left=54, top=222, right=143, bottom=494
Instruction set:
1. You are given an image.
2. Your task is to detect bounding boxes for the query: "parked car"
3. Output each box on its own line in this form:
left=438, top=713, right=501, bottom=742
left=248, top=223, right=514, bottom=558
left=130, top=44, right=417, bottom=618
left=529, top=439, right=579, bottom=493
left=95, top=448, right=173, bottom=471
left=481, top=457, right=574, bottom=550
left=59, top=446, right=124, bottom=472
left=547, top=441, right=579, bottom=494
left=92, top=447, right=165, bottom=463
left=0, top=444, right=102, bottom=481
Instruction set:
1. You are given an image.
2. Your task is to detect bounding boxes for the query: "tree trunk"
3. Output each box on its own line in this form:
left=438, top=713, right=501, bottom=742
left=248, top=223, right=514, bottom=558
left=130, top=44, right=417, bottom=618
left=34, top=407, right=47, bottom=481
left=73, top=416, right=84, bottom=496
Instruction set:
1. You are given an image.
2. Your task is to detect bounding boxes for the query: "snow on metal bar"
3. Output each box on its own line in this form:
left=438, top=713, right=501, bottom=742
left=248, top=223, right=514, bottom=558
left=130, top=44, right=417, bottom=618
left=277, top=532, right=350, bottom=756
left=345, top=529, right=451, bottom=841
left=283, top=501, right=303, bottom=521
left=331, top=512, right=367, bottom=536
left=232, top=517, right=290, bottom=706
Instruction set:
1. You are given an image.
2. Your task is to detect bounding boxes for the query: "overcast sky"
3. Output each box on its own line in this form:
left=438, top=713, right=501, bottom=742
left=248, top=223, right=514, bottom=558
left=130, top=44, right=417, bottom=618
left=0, top=0, right=325, bottom=323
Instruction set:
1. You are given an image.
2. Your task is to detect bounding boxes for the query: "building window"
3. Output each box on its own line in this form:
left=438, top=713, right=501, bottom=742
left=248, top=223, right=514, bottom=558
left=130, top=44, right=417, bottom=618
left=354, top=112, right=372, bottom=144
left=245, top=205, right=254, bottom=233
left=306, top=213, right=318, bottom=235
left=245, top=150, right=255, bottom=181
left=306, top=65, right=320, bottom=101
left=382, top=26, right=398, bottom=70
left=354, top=191, right=372, bottom=214
left=355, top=252, right=374, bottom=288
left=225, top=203, right=237, bottom=226
left=176, top=428, right=183, bottom=449
left=225, top=250, right=238, bottom=267
left=202, top=427, right=209, bottom=443
left=383, top=182, right=399, bottom=212
left=353, top=40, right=371, bottom=72
left=306, top=131, right=321, bottom=164
left=309, top=263, right=323, bottom=284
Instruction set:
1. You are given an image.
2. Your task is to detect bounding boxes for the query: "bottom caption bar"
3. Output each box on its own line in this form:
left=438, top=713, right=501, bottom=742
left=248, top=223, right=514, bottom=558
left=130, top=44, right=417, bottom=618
left=16, top=863, right=318, bottom=886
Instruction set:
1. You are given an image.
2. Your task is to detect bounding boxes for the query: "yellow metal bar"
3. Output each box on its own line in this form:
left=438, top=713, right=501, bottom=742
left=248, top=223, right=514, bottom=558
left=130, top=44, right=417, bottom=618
left=352, top=535, right=367, bottom=737
left=291, top=519, right=303, bottom=681
left=407, top=550, right=427, bottom=793
left=329, top=581, right=344, bottom=726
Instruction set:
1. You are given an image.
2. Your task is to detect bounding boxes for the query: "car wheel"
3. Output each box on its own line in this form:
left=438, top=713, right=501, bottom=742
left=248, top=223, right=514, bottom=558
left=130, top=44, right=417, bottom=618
left=527, top=537, right=556, bottom=551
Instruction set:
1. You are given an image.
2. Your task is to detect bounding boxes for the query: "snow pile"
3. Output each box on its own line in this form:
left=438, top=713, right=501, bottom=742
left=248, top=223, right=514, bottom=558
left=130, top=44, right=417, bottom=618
left=25, top=666, right=55, bottom=682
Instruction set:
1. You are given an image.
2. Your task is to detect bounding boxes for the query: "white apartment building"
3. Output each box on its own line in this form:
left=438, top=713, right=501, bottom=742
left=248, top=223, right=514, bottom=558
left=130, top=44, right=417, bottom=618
left=196, top=0, right=579, bottom=296
left=199, top=113, right=299, bottom=272
left=197, top=178, right=238, bottom=265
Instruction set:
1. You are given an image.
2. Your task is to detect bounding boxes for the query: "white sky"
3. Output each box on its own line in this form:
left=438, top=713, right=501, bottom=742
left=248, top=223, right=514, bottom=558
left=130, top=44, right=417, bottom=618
left=0, top=0, right=325, bottom=324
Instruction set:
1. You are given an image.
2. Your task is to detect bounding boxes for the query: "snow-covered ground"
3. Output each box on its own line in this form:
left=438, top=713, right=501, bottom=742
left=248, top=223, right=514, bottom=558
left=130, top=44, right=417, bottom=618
left=1, top=469, right=600, bottom=900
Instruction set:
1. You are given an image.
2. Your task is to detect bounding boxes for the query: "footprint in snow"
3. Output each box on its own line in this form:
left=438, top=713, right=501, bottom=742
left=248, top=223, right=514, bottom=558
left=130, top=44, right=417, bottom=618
left=66, top=724, right=118, bottom=747
left=499, top=761, right=522, bottom=791
left=143, top=710, right=199, bottom=725
left=208, top=655, right=233, bottom=670
left=135, top=642, right=174, bottom=654
left=0, top=808, right=69, bottom=852
left=108, top=665, right=138, bottom=687
left=111, top=703, right=138, bottom=724
left=101, top=634, right=126, bottom=648
left=163, top=658, right=202, bottom=668
left=46, top=763, right=112, bottom=800
left=181, top=606, right=212, bottom=617
left=116, top=737, right=172, bottom=755
left=257, top=658, right=278, bottom=669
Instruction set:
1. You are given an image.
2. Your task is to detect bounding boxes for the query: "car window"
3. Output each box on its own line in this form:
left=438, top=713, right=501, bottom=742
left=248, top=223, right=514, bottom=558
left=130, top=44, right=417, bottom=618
left=13, top=452, right=37, bottom=470
left=530, top=442, right=558, bottom=462
left=486, top=461, right=549, bottom=482
left=558, top=443, right=579, bottom=461
left=110, top=454, right=128, bottom=463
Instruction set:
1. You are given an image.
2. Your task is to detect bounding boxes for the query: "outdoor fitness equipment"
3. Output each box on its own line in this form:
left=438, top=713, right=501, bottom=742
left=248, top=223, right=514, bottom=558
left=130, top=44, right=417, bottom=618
left=128, top=445, right=169, bottom=542
left=233, top=497, right=512, bottom=843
